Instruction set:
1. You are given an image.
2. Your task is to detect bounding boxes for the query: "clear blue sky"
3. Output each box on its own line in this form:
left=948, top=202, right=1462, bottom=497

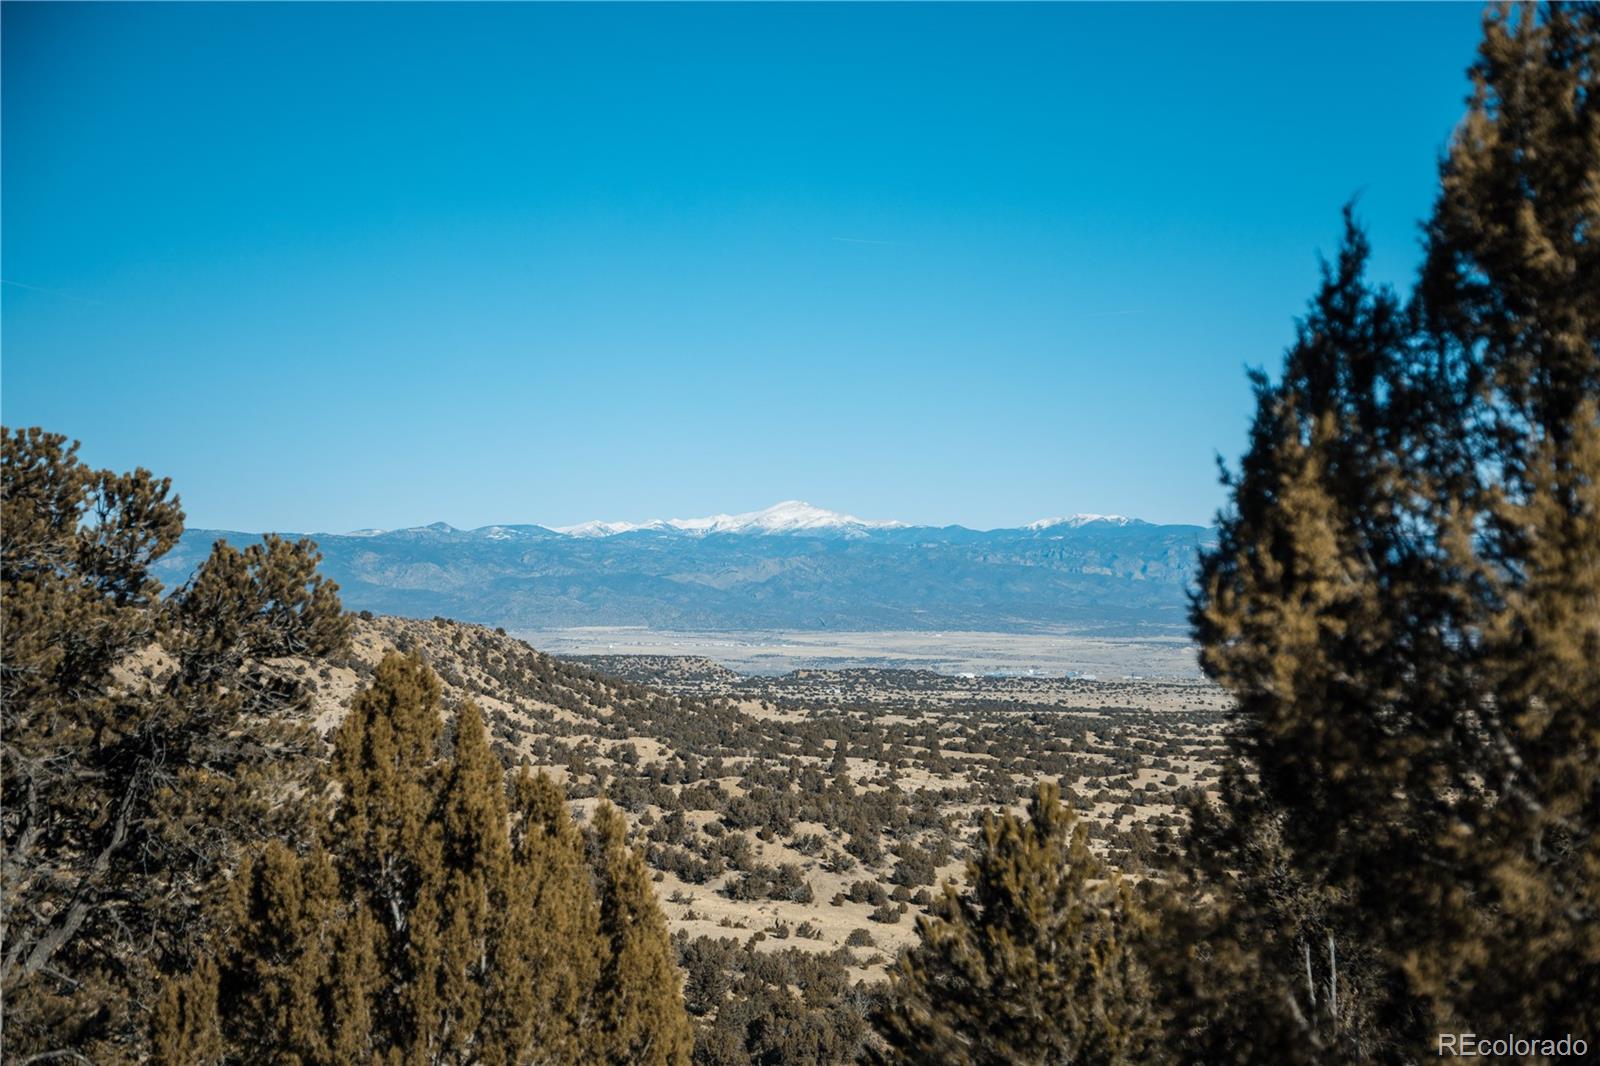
left=3, top=2, right=1485, bottom=532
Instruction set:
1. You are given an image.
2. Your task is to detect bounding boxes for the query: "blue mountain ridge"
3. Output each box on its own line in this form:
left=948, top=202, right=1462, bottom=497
left=152, top=508, right=1216, bottom=635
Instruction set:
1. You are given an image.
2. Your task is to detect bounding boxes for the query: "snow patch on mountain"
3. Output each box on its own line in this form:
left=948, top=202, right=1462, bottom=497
left=374, top=505, right=1157, bottom=540
left=1024, top=514, right=1139, bottom=530
left=554, top=501, right=907, bottom=538
left=554, top=519, right=670, bottom=537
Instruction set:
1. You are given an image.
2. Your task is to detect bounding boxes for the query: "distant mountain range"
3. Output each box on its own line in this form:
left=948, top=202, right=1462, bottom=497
left=153, top=501, right=1215, bottom=634
left=551, top=499, right=908, bottom=537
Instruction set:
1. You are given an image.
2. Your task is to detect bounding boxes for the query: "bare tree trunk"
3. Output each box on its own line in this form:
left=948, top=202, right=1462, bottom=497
left=1304, top=940, right=1317, bottom=1012
left=1327, top=931, right=1338, bottom=1027
left=4, top=774, right=140, bottom=987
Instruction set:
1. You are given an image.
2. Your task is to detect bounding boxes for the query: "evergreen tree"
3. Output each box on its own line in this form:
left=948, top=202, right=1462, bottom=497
left=1407, top=0, right=1600, bottom=1035
left=502, top=767, right=603, bottom=1063
left=2, top=427, right=347, bottom=1062
left=1187, top=3, right=1599, bottom=1057
left=329, top=651, right=451, bottom=1063
left=193, top=841, right=373, bottom=1064
left=590, top=801, right=696, bottom=1066
left=164, top=652, right=690, bottom=1065
left=871, top=782, right=1155, bottom=1066
left=1183, top=218, right=1418, bottom=1059
left=435, top=698, right=515, bottom=1063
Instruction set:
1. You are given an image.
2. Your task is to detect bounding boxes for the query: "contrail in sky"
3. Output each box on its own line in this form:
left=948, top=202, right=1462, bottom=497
left=1, top=278, right=102, bottom=306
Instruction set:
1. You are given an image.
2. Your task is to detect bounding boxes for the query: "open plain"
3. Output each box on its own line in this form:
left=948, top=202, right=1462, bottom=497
left=282, top=617, right=1231, bottom=977
left=517, top=626, right=1206, bottom=680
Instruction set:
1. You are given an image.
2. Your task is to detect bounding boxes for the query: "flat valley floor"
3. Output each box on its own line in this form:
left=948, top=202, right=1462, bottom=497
left=515, top=626, right=1205, bottom=680
left=278, top=617, right=1229, bottom=979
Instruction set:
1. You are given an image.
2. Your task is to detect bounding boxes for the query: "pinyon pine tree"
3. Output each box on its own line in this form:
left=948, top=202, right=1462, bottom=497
left=2, top=427, right=347, bottom=1062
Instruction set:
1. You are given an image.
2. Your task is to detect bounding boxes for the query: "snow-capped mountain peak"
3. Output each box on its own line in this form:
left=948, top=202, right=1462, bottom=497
left=554, top=501, right=906, bottom=538
left=360, top=507, right=1153, bottom=540
left=553, top=518, right=670, bottom=537
left=1025, top=514, right=1137, bottom=530
left=676, top=500, right=906, bottom=535
left=479, top=525, right=528, bottom=541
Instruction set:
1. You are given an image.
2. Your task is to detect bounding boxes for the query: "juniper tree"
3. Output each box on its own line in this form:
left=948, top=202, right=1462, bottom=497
left=329, top=650, right=452, bottom=1061
left=1406, top=0, right=1600, bottom=1035
left=164, top=653, right=690, bottom=1066
left=179, top=654, right=469, bottom=1065
left=166, top=841, right=373, bottom=1064
left=502, top=767, right=603, bottom=1063
left=435, top=698, right=516, bottom=1062
left=589, top=801, right=696, bottom=1066
left=1187, top=3, right=1599, bottom=1057
left=1180, top=218, right=1417, bottom=1059
left=871, top=782, right=1155, bottom=1066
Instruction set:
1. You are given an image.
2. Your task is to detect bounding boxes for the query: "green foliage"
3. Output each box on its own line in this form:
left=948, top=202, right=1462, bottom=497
left=9, top=9, right=1596, bottom=1064
left=590, top=801, right=696, bottom=1066
left=872, top=782, right=1155, bottom=1065
left=1, top=427, right=346, bottom=1062
left=157, top=651, right=691, bottom=1065
left=678, top=937, right=873, bottom=1066
left=1184, top=3, right=1600, bottom=1058
left=505, top=766, right=603, bottom=1062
